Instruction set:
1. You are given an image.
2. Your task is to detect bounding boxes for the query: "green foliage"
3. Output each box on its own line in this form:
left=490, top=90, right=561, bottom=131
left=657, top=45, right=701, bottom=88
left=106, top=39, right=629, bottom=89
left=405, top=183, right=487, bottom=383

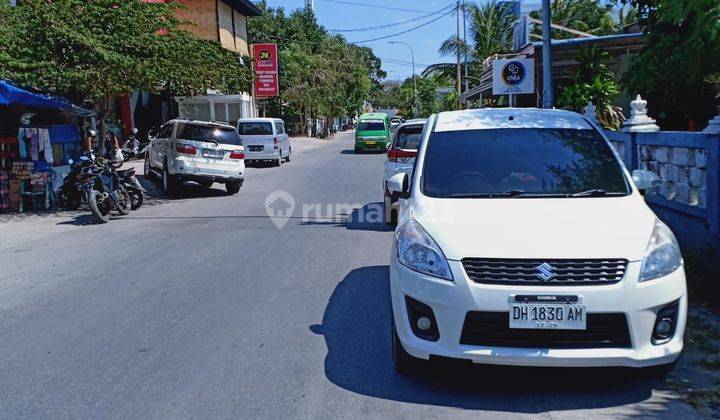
left=557, top=47, right=624, bottom=129
left=248, top=1, right=383, bottom=135
left=0, top=0, right=252, bottom=109
left=621, top=0, right=720, bottom=124
left=393, top=77, right=440, bottom=118
left=530, top=0, right=617, bottom=39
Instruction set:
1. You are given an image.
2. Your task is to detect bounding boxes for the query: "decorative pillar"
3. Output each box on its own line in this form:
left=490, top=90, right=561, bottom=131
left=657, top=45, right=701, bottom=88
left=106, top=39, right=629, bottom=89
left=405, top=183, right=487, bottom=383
left=621, top=95, right=659, bottom=132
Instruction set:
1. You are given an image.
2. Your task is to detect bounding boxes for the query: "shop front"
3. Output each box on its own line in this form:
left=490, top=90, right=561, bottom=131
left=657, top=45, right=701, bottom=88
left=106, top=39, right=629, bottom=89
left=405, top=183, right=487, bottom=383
left=0, top=80, right=94, bottom=213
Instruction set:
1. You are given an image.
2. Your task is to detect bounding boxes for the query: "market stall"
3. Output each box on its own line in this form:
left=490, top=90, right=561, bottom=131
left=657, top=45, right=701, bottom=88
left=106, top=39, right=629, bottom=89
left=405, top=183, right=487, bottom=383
left=0, top=80, right=94, bottom=213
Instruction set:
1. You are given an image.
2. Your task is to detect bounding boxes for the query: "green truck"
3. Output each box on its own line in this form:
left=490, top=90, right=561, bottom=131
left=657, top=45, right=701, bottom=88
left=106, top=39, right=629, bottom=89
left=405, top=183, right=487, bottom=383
left=355, top=112, right=391, bottom=153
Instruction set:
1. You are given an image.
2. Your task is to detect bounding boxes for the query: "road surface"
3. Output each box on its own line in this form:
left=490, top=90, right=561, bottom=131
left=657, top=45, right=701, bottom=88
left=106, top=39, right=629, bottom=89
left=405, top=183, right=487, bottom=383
left=0, top=131, right=701, bottom=419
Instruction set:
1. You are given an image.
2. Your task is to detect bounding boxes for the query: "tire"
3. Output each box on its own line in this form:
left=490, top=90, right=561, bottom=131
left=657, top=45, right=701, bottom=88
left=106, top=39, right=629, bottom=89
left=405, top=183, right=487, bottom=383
left=88, top=189, right=111, bottom=223
left=128, top=187, right=144, bottom=210
left=391, top=314, right=423, bottom=374
left=355, top=147, right=361, bottom=154
left=197, top=180, right=213, bottom=189
left=115, top=185, right=131, bottom=216
left=143, top=155, right=152, bottom=177
left=162, top=164, right=179, bottom=195
left=226, top=181, right=241, bottom=194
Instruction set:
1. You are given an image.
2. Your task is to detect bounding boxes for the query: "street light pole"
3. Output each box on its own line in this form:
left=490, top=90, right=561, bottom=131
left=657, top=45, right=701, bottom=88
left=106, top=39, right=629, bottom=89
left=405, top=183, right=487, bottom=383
left=389, top=41, right=419, bottom=118
left=541, top=0, right=554, bottom=108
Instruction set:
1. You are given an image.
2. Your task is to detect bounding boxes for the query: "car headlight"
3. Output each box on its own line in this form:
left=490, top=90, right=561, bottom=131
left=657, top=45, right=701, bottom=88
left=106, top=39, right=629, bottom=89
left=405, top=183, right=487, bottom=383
left=396, top=218, right=453, bottom=280
left=639, top=219, right=683, bottom=282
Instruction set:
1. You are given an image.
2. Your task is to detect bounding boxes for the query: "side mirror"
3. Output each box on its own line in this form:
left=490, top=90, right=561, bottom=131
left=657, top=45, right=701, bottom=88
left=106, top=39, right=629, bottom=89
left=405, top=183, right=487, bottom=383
left=632, top=169, right=661, bottom=194
left=388, top=172, right=410, bottom=199
left=147, top=129, right=157, bottom=140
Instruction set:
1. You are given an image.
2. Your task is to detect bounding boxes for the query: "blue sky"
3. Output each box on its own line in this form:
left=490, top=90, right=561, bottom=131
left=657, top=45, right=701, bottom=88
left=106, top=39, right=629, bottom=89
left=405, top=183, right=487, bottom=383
left=264, top=0, right=459, bottom=81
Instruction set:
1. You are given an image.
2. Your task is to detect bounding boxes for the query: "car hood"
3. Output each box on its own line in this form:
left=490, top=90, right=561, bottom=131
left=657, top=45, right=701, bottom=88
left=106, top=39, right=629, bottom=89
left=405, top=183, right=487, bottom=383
left=410, top=195, right=655, bottom=262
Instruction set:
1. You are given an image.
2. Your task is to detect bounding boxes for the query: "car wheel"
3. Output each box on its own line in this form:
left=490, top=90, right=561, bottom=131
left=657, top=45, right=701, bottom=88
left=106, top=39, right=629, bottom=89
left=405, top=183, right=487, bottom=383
left=355, top=147, right=361, bottom=154
left=162, top=164, right=179, bottom=195
left=226, top=180, right=241, bottom=194
left=391, top=313, right=422, bottom=374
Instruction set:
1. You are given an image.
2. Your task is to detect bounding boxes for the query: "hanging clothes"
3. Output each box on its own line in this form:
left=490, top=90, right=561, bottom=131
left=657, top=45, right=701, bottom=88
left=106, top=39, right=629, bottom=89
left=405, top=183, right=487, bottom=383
left=28, top=128, right=39, bottom=161
left=17, top=128, right=27, bottom=159
left=38, top=128, right=53, bottom=164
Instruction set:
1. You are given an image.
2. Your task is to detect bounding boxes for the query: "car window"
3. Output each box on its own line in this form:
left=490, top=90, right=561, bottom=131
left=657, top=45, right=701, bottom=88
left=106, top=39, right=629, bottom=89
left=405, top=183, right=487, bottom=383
left=274, top=122, right=284, bottom=135
left=157, top=124, right=174, bottom=138
left=421, top=128, right=630, bottom=198
left=175, top=123, right=242, bottom=146
left=358, top=120, right=386, bottom=131
left=238, top=122, right=273, bottom=135
left=393, top=124, right=424, bottom=150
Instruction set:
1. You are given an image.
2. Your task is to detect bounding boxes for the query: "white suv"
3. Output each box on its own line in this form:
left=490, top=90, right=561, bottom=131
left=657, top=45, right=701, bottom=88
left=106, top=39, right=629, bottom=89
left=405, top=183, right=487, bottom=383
left=384, top=119, right=426, bottom=224
left=144, top=119, right=245, bottom=194
left=387, top=108, right=686, bottom=375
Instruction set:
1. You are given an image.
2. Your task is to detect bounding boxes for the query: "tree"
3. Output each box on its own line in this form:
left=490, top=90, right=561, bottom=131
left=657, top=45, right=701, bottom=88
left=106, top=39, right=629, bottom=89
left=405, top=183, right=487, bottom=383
left=393, top=77, right=439, bottom=118
left=248, top=1, right=382, bottom=136
left=0, top=0, right=251, bottom=152
left=620, top=0, right=720, bottom=128
left=530, top=0, right=617, bottom=39
left=557, top=47, right=625, bottom=129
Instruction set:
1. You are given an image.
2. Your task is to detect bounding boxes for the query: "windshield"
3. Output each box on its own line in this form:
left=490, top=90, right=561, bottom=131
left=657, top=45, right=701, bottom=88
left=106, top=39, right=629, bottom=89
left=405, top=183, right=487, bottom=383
left=422, top=128, right=629, bottom=198
left=358, top=120, right=386, bottom=131
left=393, top=124, right=424, bottom=150
left=176, top=123, right=242, bottom=146
left=238, top=122, right=273, bottom=135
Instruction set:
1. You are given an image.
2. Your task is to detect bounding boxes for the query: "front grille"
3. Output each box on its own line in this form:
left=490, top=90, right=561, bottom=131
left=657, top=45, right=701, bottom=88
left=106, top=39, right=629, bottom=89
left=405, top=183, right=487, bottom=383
left=460, top=312, right=631, bottom=349
left=462, top=258, right=628, bottom=286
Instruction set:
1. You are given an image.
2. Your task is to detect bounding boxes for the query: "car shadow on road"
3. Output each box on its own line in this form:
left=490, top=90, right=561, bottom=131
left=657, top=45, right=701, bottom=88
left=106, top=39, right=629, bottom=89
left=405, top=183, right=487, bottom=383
left=311, top=266, right=669, bottom=415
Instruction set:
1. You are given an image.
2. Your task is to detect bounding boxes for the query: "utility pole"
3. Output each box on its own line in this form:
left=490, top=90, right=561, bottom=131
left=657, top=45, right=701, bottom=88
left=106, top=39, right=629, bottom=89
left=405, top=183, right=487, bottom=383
left=462, top=1, right=468, bottom=109
left=456, top=0, right=461, bottom=110
left=541, top=0, right=553, bottom=108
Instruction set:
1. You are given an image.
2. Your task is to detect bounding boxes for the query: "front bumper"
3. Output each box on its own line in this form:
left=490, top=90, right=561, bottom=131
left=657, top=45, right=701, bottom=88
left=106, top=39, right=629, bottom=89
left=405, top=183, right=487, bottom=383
left=390, top=253, right=687, bottom=368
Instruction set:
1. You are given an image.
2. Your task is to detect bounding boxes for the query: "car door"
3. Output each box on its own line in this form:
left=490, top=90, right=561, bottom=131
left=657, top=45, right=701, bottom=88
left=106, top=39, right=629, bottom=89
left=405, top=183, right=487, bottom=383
left=152, top=123, right=174, bottom=168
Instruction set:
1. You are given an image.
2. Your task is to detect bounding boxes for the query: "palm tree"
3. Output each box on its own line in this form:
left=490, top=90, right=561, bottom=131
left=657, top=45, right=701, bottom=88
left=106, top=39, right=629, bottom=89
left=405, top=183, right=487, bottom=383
left=426, top=1, right=515, bottom=81
left=529, top=0, right=617, bottom=40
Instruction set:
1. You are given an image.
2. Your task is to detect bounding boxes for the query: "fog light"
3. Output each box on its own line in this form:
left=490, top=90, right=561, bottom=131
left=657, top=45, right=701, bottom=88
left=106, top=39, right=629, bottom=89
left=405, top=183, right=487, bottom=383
left=655, top=318, right=673, bottom=338
left=652, top=300, right=679, bottom=345
left=405, top=296, right=439, bottom=342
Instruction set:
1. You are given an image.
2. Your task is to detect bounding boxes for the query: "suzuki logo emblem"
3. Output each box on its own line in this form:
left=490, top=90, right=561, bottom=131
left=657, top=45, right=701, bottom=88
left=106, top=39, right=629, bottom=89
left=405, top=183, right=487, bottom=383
left=535, top=262, right=556, bottom=282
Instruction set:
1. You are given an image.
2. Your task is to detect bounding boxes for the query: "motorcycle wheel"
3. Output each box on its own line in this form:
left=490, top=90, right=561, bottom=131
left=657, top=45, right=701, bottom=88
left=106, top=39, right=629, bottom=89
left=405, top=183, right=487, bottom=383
left=116, top=185, right=132, bottom=215
left=88, top=189, right=111, bottom=223
left=129, top=187, right=144, bottom=210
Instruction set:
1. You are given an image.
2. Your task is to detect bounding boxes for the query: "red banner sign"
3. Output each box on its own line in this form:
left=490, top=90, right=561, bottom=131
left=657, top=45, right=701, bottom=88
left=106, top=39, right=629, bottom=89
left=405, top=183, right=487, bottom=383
left=253, top=43, right=279, bottom=97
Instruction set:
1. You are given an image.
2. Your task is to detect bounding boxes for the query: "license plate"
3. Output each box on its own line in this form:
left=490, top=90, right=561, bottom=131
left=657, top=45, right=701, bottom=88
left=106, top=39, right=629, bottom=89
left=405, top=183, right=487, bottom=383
left=202, top=149, right=225, bottom=158
left=509, top=295, right=586, bottom=330
left=249, top=146, right=263, bottom=152
left=365, top=141, right=376, bottom=146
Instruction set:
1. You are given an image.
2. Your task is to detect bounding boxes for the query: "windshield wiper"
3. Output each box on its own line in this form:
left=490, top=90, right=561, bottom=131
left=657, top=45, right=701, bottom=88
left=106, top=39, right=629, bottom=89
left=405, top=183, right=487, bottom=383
left=571, top=189, right=626, bottom=197
left=446, top=190, right=557, bottom=198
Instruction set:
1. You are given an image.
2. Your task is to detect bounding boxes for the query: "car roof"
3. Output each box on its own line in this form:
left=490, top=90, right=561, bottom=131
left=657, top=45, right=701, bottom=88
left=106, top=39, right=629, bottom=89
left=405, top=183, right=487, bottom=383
left=237, top=118, right=283, bottom=123
left=359, top=113, right=388, bottom=120
left=168, top=119, right=235, bottom=129
left=433, top=108, right=592, bottom=132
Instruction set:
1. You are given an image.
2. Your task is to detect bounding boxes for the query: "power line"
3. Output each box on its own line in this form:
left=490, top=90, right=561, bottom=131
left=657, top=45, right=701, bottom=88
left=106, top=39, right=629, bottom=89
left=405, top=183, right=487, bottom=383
left=349, top=8, right=455, bottom=44
left=317, top=0, right=432, bottom=13
left=328, top=5, right=453, bottom=32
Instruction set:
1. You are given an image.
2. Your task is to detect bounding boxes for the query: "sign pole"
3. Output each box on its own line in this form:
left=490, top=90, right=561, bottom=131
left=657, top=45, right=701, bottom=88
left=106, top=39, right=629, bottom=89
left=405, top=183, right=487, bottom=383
left=541, top=0, right=554, bottom=108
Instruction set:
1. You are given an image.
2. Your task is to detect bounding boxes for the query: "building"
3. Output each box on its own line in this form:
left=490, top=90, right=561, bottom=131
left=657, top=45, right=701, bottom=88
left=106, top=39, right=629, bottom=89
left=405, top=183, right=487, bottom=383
left=123, top=0, right=262, bottom=136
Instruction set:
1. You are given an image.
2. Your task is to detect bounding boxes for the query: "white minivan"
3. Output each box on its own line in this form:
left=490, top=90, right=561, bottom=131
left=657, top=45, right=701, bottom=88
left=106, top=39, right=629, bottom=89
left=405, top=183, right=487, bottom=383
left=387, top=108, right=686, bottom=375
left=237, top=118, right=291, bottom=166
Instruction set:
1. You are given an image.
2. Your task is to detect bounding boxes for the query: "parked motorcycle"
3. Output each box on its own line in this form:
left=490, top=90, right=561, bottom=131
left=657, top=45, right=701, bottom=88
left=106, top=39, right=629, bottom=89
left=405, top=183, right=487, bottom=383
left=117, top=167, right=145, bottom=210
left=120, top=128, right=143, bottom=161
left=83, top=157, right=131, bottom=223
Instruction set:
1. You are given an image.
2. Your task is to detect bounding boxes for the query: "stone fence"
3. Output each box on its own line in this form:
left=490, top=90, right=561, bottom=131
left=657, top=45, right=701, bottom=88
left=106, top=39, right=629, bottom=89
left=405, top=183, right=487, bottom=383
left=595, top=96, right=720, bottom=257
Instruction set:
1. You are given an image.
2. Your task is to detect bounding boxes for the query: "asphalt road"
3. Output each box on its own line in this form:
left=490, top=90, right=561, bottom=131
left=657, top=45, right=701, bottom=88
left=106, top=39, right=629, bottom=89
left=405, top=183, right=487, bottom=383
left=0, top=131, right=701, bottom=419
